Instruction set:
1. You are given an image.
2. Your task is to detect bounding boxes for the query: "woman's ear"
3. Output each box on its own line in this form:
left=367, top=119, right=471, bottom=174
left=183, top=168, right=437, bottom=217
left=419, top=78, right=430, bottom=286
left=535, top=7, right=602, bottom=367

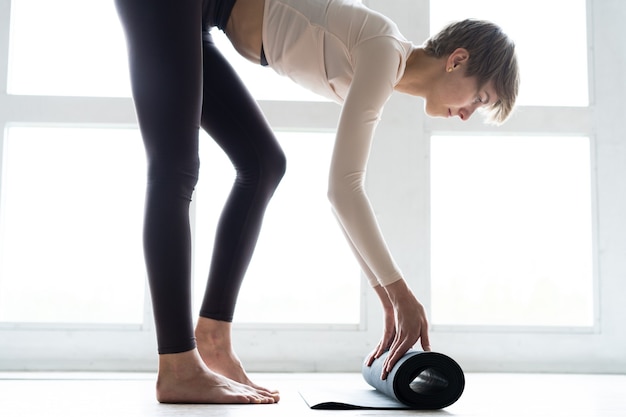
left=446, top=48, right=470, bottom=71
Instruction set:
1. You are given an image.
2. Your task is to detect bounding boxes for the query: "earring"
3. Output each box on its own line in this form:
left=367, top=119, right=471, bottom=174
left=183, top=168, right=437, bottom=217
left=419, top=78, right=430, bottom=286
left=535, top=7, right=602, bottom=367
left=447, top=67, right=453, bottom=72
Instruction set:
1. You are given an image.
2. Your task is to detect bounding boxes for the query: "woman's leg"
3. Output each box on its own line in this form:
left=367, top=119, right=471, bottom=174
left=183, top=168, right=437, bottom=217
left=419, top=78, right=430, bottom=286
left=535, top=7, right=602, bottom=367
left=198, top=34, right=286, bottom=323
left=195, top=32, right=285, bottom=388
left=115, top=0, right=276, bottom=403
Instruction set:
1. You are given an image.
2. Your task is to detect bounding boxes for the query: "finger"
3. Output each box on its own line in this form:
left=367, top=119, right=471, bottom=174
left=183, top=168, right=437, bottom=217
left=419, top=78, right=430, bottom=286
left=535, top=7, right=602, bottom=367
left=421, top=330, right=432, bottom=352
left=379, top=344, right=395, bottom=378
left=366, top=341, right=385, bottom=366
left=367, top=349, right=381, bottom=366
left=374, top=340, right=390, bottom=359
left=383, top=340, right=413, bottom=378
left=380, top=341, right=400, bottom=379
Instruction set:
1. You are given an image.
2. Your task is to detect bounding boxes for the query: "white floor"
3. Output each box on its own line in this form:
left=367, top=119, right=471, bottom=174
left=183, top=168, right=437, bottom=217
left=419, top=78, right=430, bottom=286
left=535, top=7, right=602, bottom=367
left=1, top=372, right=625, bottom=417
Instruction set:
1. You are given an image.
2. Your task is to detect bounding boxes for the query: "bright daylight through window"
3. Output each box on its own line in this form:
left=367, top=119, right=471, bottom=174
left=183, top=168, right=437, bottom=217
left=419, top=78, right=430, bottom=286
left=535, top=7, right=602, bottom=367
left=430, top=136, right=594, bottom=327
left=3, top=0, right=359, bottom=326
left=0, top=127, right=146, bottom=324
left=8, top=0, right=322, bottom=101
left=429, top=0, right=593, bottom=327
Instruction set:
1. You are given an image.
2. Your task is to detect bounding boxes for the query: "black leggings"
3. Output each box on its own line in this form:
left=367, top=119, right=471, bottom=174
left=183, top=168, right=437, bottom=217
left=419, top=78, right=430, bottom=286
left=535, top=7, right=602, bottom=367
left=115, top=0, right=286, bottom=354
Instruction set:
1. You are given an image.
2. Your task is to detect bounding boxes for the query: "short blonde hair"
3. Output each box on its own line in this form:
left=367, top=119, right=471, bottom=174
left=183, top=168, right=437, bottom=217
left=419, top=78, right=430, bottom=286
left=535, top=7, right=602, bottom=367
left=424, top=19, right=520, bottom=124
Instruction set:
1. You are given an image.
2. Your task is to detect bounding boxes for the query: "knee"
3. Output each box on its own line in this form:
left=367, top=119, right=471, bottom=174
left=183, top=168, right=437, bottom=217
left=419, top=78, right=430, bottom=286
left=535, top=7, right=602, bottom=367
left=239, top=146, right=286, bottom=197
left=253, top=147, right=286, bottom=199
left=147, top=156, right=200, bottom=199
left=267, top=148, right=287, bottom=189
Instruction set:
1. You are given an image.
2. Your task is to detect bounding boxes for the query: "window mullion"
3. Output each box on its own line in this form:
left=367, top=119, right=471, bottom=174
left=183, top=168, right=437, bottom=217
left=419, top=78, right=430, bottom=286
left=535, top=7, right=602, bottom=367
left=258, top=101, right=340, bottom=132
left=3, top=95, right=136, bottom=126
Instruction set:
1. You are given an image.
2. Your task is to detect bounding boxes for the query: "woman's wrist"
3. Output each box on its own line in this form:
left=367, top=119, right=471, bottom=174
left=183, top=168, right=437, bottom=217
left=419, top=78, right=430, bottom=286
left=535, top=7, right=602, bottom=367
left=383, top=279, right=415, bottom=307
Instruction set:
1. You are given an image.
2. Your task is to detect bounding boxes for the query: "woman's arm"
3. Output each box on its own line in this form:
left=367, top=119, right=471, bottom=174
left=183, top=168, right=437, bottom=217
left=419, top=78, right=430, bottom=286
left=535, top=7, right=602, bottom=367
left=327, top=37, right=405, bottom=287
left=327, top=37, right=430, bottom=377
left=333, top=210, right=426, bottom=381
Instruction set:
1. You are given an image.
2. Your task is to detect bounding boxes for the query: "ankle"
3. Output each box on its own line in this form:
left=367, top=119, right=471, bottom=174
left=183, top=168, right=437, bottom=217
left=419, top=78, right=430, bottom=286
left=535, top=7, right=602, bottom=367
left=195, top=317, right=232, bottom=343
left=158, top=349, right=207, bottom=376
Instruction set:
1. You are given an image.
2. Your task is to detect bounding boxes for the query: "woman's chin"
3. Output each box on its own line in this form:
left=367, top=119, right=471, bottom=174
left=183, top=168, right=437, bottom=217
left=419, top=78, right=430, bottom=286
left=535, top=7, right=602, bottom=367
left=424, top=104, right=449, bottom=119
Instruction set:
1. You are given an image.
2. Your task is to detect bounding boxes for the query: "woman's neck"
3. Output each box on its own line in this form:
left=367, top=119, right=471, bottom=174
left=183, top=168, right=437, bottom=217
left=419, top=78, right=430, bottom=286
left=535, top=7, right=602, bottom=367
left=395, top=47, right=444, bottom=98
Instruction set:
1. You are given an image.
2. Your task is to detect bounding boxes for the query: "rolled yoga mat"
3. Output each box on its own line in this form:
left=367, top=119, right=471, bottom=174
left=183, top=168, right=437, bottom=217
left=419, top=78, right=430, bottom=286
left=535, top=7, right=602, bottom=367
left=362, top=349, right=465, bottom=409
left=300, top=349, right=465, bottom=410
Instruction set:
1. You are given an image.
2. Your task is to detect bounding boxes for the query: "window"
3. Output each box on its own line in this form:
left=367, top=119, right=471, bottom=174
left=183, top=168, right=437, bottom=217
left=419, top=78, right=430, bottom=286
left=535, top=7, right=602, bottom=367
left=8, top=0, right=131, bottom=97
left=3, top=0, right=357, bottom=329
left=420, top=0, right=626, bottom=373
left=430, top=0, right=595, bottom=327
left=0, top=127, right=146, bottom=324
left=0, top=0, right=364, bottom=370
left=430, top=135, right=594, bottom=327
left=427, top=0, right=595, bottom=332
left=8, top=0, right=321, bottom=101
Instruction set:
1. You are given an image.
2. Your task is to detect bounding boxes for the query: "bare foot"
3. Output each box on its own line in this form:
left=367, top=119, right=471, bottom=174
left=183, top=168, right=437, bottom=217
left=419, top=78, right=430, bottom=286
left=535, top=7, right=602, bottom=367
left=156, top=349, right=276, bottom=404
left=195, top=317, right=280, bottom=400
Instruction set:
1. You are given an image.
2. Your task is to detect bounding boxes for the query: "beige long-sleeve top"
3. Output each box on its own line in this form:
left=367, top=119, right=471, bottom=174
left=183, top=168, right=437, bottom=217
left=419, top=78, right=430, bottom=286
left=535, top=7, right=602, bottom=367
left=262, top=0, right=413, bottom=287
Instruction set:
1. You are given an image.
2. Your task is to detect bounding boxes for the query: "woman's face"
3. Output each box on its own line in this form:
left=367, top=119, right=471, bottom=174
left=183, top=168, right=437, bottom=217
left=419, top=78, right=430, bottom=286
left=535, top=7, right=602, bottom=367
left=424, top=49, right=499, bottom=121
left=425, top=74, right=498, bottom=121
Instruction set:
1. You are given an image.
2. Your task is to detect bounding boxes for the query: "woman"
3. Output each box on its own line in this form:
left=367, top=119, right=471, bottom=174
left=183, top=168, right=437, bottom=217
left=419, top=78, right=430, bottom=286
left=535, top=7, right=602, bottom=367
left=115, top=0, right=519, bottom=404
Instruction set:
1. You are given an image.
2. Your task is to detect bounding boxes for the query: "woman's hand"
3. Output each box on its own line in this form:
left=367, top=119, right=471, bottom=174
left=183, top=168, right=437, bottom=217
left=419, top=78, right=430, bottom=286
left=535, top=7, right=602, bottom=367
left=366, top=285, right=397, bottom=367
left=367, top=280, right=431, bottom=380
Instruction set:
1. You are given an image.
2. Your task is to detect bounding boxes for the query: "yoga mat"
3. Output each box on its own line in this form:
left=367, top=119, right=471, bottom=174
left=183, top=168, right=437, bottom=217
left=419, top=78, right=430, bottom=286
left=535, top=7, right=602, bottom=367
left=300, top=350, right=465, bottom=410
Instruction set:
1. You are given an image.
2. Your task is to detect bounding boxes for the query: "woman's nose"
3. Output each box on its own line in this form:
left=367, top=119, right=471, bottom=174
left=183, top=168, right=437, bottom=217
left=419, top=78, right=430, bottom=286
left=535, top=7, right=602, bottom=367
left=458, top=107, right=476, bottom=121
